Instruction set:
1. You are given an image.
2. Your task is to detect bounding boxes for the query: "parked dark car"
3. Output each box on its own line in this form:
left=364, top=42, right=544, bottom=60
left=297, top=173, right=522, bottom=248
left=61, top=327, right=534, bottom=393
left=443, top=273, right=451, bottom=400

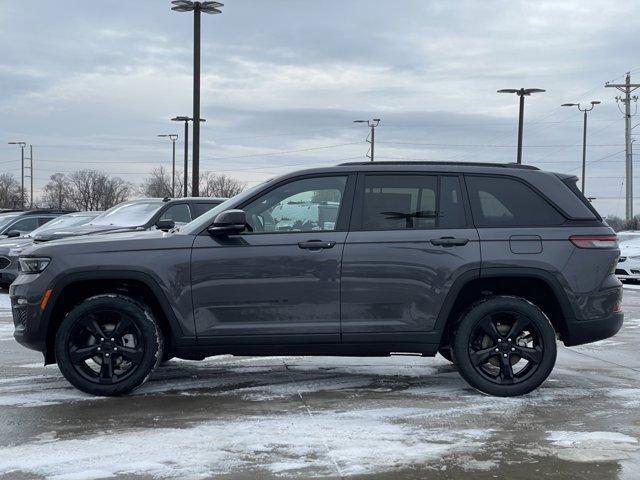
left=0, top=209, right=74, bottom=239
left=0, top=211, right=101, bottom=289
left=10, top=162, right=622, bottom=397
left=29, top=197, right=225, bottom=243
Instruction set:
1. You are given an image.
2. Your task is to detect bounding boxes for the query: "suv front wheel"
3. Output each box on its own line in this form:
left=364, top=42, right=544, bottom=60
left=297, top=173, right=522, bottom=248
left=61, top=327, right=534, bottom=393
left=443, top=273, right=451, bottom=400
left=452, top=295, right=557, bottom=396
left=55, top=294, right=163, bottom=396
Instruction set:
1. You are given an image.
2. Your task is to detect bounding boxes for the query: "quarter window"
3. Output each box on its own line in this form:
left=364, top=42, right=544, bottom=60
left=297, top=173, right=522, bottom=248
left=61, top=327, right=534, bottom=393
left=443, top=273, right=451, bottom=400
left=244, top=176, right=348, bottom=232
left=465, top=176, right=565, bottom=226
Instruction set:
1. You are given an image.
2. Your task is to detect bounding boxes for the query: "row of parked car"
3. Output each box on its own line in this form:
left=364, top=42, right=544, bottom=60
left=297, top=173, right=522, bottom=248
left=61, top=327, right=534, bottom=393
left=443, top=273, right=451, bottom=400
left=614, top=230, right=640, bottom=281
left=0, top=197, right=225, bottom=288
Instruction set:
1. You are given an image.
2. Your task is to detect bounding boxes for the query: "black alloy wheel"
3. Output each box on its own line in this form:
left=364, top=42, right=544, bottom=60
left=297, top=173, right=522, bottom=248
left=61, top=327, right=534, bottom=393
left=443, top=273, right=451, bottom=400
left=56, top=295, right=163, bottom=396
left=453, top=296, right=557, bottom=396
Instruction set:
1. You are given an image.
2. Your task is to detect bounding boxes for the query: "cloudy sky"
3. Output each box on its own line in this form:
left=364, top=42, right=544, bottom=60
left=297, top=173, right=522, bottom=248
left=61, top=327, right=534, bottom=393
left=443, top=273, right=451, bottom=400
left=0, top=0, right=639, bottom=215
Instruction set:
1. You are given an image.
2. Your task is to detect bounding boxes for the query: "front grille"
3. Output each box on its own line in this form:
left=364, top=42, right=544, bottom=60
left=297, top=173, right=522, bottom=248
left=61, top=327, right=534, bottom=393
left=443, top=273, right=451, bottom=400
left=615, top=269, right=628, bottom=275
left=0, top=257, right=9, bottom=270
left=12, top=305, right=27, bottom=328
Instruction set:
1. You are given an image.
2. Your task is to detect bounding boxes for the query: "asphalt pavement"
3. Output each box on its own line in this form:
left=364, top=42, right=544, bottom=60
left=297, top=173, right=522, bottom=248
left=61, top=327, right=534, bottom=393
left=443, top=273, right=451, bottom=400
left=0, top=289, right=639, bottom=479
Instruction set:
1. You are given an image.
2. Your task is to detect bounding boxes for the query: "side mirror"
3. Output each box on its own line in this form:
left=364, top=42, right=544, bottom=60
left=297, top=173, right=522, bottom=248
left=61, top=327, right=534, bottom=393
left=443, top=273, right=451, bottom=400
left=207, top=209, right=246, bottom=236
left=6, top=230, right=20, bottom=238
left=156, top=219, right=175, bottom=231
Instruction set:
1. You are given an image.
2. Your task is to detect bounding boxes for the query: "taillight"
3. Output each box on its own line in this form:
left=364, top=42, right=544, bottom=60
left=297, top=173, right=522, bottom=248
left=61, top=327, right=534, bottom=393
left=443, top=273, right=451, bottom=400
left=569, top=235, right=618, bottom=249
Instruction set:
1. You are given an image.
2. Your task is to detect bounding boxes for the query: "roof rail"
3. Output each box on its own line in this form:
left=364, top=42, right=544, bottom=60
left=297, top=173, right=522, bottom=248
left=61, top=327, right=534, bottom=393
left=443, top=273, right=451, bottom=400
left=337, top=161, right=539, bottom=170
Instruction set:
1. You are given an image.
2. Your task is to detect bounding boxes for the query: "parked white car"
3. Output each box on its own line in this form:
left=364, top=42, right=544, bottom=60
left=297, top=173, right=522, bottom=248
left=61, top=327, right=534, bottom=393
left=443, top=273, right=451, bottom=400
left=615, top=231, right=640, bottom=281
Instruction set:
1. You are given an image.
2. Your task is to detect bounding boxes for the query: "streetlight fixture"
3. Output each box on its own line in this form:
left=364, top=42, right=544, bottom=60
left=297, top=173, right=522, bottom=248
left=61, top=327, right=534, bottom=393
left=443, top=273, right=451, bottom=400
left=158, top=134, right=179, bottom=197
left=171, top=116, right=206, bottom=197
left=8, top=141, right=26, bottom=209
left=171, top=0, right=223, bottom=197
left=561, top=101, right=601, bottom=194
left=354, top=118, right=381, bottom=161
left=497, top=88, right=546, bottom=164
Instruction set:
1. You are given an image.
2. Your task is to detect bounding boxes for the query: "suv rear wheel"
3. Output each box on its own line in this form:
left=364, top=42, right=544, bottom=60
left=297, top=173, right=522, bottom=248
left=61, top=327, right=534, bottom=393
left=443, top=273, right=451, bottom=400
left=55, top=294, right=163, bottom=396
left=452, top=295, right=557, bottom=396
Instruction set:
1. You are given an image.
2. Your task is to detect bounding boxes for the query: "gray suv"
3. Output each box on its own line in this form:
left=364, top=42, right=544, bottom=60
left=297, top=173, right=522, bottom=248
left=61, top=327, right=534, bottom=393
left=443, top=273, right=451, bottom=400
left=10, top=162, right=623, bottom=397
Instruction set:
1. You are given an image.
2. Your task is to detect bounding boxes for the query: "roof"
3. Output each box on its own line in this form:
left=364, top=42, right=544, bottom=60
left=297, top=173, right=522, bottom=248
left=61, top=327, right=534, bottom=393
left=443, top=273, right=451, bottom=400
left=338, top=161, right=539, bottom=170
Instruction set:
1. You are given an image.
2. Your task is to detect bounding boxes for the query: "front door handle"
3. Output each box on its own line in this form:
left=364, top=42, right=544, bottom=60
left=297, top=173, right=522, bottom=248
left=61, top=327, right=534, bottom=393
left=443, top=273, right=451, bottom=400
left=430, top=237, right=469, bottom=247
left=298, top=240, right=336, bottom=250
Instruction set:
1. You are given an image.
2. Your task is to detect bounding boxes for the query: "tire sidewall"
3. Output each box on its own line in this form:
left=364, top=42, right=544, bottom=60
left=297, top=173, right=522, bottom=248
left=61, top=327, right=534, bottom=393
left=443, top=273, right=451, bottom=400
left=452, top=295, right=557, bottom=396
left=55, top=294, right=163, bottom=396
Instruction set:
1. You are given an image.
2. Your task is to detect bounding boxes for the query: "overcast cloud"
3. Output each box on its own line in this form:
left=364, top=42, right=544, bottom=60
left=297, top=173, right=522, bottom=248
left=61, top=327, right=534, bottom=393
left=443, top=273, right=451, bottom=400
left=0, top=0, right=639, bottom=215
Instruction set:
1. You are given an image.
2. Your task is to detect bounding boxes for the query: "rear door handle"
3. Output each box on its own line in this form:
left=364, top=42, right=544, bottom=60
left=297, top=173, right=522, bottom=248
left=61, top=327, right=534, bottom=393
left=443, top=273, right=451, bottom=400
left=430, top=237, right=469, bottom=247
left=298, top=240, right=336, bottom=250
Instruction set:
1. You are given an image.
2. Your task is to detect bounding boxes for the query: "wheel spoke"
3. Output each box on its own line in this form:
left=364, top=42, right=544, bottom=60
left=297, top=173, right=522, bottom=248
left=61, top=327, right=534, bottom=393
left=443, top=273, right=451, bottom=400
left=118, top=346, right=143, bottom=365
left=99, top=356, right=114, bottom=382
left=499, top=355, right=514, bottom=383
left=514, top=345, right=543, bottom=365
left=479, top=317, right=501, bottom=341
left=506, top=314, right=529, bottom=340
left=113, top=316, right=133, bottom=337
left=88, top=318, right=106, bottom=340
left=69, top=345, right=98, bottom=364
left=470, top=346, right=497, bottom=366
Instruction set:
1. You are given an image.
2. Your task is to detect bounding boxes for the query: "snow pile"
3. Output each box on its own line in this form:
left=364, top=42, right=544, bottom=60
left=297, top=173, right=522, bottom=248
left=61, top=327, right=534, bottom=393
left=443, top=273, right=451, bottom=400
left=0, top=293, right=10, bottom=313
left=546, top=430, right=639, bottom=462
left=0, top=409, right=493, bottom=479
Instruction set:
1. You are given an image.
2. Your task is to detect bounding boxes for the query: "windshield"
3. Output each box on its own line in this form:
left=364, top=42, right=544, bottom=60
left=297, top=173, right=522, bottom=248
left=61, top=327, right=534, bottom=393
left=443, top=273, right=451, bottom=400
left=29, top=214, right=98, bottom=236
left=0, top=213, right=21, bottom=231
left=182, top=182, right=267, bottom=234
left=90, top=201, right=163, bottom=227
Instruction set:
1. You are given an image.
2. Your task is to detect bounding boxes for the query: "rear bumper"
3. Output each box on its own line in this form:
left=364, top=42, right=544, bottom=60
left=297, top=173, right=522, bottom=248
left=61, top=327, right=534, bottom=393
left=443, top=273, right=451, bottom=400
left=563, top=311, right=624, bottom=346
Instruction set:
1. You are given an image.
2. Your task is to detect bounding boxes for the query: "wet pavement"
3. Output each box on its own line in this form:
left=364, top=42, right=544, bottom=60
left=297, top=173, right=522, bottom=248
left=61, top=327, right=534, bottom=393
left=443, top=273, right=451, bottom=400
left=0, top=289, right=639, bottom=479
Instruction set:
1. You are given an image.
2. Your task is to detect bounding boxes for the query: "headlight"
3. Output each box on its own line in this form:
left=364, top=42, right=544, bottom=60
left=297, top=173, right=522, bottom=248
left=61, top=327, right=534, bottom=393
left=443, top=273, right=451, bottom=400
left=18, top=257, right=50, bottom=274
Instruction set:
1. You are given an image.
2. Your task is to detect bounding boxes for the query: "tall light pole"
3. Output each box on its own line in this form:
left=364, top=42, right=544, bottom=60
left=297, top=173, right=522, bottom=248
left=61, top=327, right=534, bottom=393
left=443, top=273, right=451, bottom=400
left=354, top=118, right=381, bottom=161
left=171, top=116, right=206, bottom=197
left=561, top=101, right=601, bottom=195
left=158, top=134, right=179, bottom=197
left=497, top=88, right=546, bottom=164
left=171, top=0, right=223, bottom=197
left=8, top=141, right=26, bottom=209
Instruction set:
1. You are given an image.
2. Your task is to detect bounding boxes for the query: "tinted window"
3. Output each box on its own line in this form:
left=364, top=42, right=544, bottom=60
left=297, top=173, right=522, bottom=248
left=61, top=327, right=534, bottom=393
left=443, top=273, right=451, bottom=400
left=466, top=176, right=565, bottom=226
left=244, top=176, right=347, bottom=232
left=9, top=217, right=40, bottom=233
left=38, top=216, right=56, bottom=227
left=160, top=204, right=191, bottom=223
left=193, top=202, right=218, bottom=218
left=362, top=175, right=438, bottom=230
left=439, top=176, right=467, bottom=228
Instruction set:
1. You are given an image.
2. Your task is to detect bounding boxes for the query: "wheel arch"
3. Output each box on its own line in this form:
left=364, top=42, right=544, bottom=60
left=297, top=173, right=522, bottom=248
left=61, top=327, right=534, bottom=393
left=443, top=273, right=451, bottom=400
left=42, top=270, right=191, bottom=364
left=436, top=267, right=575, bottom=348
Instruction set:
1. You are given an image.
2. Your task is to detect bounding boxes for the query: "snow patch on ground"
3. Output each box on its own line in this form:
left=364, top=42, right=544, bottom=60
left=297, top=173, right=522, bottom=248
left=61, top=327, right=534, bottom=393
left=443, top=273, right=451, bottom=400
left=0, top=323, right=14, bottom=342
left=545, top=430, right=639, bottom=462
left=0, top=293, right=10, bottom=312
left=0, top=410, right=493, bottom=479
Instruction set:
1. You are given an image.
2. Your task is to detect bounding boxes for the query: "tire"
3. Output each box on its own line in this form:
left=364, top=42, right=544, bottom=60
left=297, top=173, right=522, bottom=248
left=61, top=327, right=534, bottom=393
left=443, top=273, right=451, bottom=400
left=55, top=294, right=163, bottom=396
left=438, top=347, right=454, bottom=363
left=452, top=295, right=557, bottom=397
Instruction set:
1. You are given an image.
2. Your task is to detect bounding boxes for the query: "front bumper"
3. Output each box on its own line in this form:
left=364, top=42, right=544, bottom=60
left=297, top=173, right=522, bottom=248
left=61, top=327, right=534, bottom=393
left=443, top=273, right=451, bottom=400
left=9, top=273, right=52, bottom=353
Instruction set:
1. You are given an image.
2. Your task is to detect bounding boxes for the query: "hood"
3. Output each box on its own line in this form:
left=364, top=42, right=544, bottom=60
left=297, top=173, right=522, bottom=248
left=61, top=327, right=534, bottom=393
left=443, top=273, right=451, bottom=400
left=620, top=243, right=640, bottom=256
left=33, top=223, right=144, bottom=242
left=22, top=229, right=193, bottom=258
left=0, top=237, right=33, bottom=255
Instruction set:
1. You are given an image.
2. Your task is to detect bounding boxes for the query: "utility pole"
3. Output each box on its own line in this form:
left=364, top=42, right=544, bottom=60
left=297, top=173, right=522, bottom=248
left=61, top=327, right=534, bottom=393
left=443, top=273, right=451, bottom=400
left=606, top=72, right=640, bottom=220
left=561, top=101, right=601, bottom=194
left=354, top=118, right=381, bottom=161
left=26, top=145, right=34, bottom=208
left=8, top=141, right=26, bottom=209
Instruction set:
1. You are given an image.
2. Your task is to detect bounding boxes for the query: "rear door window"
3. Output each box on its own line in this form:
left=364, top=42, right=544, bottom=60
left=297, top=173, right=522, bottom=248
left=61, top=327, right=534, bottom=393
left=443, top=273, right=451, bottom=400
left=361, top=175, right=467, bottom=230
left=192, top=202, right=218, bottom=218
left=160, top=204, right=192, bottom=223
left=465, top=175, right=565, bottom=226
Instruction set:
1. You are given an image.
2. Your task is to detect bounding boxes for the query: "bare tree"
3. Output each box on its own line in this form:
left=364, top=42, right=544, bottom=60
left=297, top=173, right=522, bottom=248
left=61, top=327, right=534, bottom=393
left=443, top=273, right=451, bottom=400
left=200, top=172, right=246, bottom=198
left=140, top=167, right=173, bottom=198
left=67, top=170, right=132, bottom=211
left=0, top=173, right=22, bottom=209
left=40, top=173, right=73, bottom=209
